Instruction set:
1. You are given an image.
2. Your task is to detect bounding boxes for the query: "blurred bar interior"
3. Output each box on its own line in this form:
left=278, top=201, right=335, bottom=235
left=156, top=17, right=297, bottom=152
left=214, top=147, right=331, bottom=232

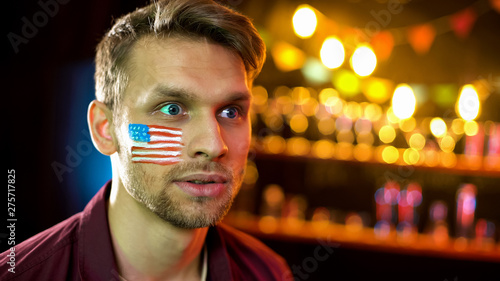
left=221, top=0, right=500, bottom=279
left=6, top=0, right=500, bottom=279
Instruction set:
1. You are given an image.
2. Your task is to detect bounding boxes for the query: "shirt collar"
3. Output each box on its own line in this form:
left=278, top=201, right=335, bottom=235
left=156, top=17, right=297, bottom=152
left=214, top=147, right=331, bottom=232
left=78, top=180, right=119, bottom=280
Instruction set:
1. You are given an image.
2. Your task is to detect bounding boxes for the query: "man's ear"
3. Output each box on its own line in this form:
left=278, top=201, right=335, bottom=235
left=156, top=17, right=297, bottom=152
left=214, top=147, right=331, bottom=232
left=88, top=100, right=117, bottom=156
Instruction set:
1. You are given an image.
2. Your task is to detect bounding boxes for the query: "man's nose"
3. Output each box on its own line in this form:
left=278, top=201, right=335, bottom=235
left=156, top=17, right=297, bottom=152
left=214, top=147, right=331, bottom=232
left=186, top=115, right=228, bottom=161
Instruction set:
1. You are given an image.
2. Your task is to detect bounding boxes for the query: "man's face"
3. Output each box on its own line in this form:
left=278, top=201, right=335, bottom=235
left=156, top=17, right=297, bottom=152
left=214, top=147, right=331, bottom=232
left=113, top=36, right=251, bottom=229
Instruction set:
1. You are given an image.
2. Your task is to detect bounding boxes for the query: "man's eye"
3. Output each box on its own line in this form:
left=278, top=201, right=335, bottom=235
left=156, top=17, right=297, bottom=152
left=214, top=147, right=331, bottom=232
left=219, top=107, right=240, bottom=119
left=160, top=103, right=183, bottom=116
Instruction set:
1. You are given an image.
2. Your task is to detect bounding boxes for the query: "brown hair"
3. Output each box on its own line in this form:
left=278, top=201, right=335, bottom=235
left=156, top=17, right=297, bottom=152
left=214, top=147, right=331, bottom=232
left=94, top=0, right=266, bottom=112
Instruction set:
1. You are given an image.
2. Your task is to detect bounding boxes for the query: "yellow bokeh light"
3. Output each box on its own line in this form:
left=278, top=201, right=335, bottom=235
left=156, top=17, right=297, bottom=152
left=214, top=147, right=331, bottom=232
left=319, top=88, right=339, bottom=104
left=456, top=84, right=480, bottom=121
left=318, top=117, right=335, bottom=135
left=362, top=78, right=392, bottom=104
left=464, top=120, right=479, bottom=136
left=391, top=84, right=416, bottom=120
left=430, top=117, right=447, bottom=138
left=382, top=146, right=399, bottom=164
left=264, top=135, right=286, bottom=154
left=301, top=97, right=319, bottom=116
left=409, top=133, right=426, bottom=150
left=451, top=118, right=465, bottom=135
left=263, top=112, right=283, bottom=131
left=344, top=101, right=363, bottom=120
left=335, top=143, right=353, bottom=160
left=364, top=103, right=383, bottom=122
left=353, top=144, right=373, bottom=162
left=350, top=44, right=377, bottom=77
left=357, top=132, right=375, bottom=145
left=424, top=150, right=440, bottom=167
left=243, top=161, right=259, bottom=185
left=399, top=117, right=416, bottom=132
left=439, top=135, right=456, bottom=153
left=276, top=96, right=294, bottom=115
left=252, top=86, right=268, bottom=107
left=290, top=114, right=309, bottom=134
left=379, top=125, right=396, bottom=144
left=403, top=148, right=420, bottom=165
left=332, top=70, right=360, bottom=97
left=312, top=139, right=335, bottom=159
left=292, top=5, right=317, bottom=38
left=440, top=152, right=457, bottom=168
left=287, top=137, right=311, bottom=156
left=386, top=107, right=400, bottom=124
left=320, top=37, right=345, bottom=69
left=271, top=41, right=306, bottom=72
left=354, top=118, right=372, bottom=134
left=337, top=130, right=355, bottom=144
left=258, top=216, right=278, bottom=234
left=291, top=87, right=310, bottom=105
left=325, top=96, right=344, bottom=116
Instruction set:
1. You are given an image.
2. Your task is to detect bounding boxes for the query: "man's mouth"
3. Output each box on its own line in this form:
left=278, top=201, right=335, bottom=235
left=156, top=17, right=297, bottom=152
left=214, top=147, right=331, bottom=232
left=174, top=174, right=228, bottom=197
left=187, top=180, right=217, bottom=184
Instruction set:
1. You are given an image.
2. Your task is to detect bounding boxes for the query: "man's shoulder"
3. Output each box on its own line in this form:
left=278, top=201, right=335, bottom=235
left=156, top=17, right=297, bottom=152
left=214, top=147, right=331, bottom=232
left=213, top=223, right=292, bottom=279
left=0, top=213, right=82, bottom=280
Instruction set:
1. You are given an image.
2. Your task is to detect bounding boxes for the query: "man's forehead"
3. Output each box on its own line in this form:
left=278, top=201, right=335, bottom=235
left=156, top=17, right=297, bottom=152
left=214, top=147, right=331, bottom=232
left=122, top=35, right=251, bottom=105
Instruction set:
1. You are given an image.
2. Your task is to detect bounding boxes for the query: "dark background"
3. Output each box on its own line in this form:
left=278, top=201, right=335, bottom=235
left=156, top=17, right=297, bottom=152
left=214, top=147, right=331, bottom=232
left=3, top=0, right=500, bottom=280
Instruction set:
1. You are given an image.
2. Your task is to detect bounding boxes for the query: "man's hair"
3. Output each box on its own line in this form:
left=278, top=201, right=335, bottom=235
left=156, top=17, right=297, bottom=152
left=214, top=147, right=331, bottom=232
left=94, top=0, right=266, bottom=112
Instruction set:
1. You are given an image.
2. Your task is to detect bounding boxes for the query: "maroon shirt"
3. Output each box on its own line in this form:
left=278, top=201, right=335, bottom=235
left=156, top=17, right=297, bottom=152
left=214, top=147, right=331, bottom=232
left=1, top=181, right=292, bottom=280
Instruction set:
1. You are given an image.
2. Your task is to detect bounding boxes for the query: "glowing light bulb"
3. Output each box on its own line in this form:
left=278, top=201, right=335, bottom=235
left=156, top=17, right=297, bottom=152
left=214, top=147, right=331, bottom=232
left=292, top=5, right=317, bottom=38
left=350, top=44, right=377, bottom=77
left=320, top=37, right=345, bottom=69
left=457, top=84, right=480, bottom=121
left=430, top=117, right=447, bottom=138
left=391, top=84, right=416, bottom=120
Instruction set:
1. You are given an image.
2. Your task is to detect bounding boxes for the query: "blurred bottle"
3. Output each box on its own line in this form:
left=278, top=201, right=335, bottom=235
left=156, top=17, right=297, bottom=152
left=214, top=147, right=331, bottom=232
left=455, top=183, right=477, bottom=239
left=426, top=200, right=450, bottom=246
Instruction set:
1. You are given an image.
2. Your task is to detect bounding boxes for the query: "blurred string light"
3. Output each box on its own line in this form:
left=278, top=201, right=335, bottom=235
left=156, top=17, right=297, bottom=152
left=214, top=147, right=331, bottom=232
left=409, top=133, right=426, bottom=150
left=332, top=69, right=360, bottom=98
left=370, top=31, right=394, bottom=62
left=312, top=139, right=335, bottom=159
left=391, top=84, right=416, bottom=120
left=456, top=84, right=480, bottom=121
left=301, top=57, right=331, bottom=85
left=382, top=146, right=399, bottom=164
left=320, top=36, right=345, bottom=69
left=271, top=41, right=305, bottom=72
left=361, top=77, right=393, bottom=104
left=292, top=5, right=317, bottom=38
left=464, top=120, right=479, bottom=136
left=379, top=125, right=396, bottom=144
left=318, top=88, right=339, bottom=104
left=439, top=135, right=456, bottom=153
left=290, top=113, right=309, bottom=134
left=451, top=118, right=465, bottom=135
left=350, top=44, right=377, bottom=77
left=364, top=103, right=383, bottom=122
left=430, top=117, right=447, bottom=138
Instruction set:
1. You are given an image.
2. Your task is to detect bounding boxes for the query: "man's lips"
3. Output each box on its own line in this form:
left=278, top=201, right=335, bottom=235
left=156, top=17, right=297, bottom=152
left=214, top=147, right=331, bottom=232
left=174, top=173, right=228, bottom=197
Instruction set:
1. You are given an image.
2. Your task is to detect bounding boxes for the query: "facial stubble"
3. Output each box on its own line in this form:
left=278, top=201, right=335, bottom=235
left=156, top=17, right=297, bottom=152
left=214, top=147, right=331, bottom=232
left=124, top=159, right=244, bottom=229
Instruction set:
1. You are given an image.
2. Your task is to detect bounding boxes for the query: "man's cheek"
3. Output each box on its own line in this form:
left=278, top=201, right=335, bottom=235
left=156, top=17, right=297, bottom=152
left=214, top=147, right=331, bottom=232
left=128, top=123, right=184, bottom=165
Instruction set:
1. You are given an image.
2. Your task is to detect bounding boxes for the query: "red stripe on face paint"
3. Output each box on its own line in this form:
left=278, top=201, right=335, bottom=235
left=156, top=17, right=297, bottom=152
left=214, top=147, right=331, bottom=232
left=148, top=125, right=182, bottom=131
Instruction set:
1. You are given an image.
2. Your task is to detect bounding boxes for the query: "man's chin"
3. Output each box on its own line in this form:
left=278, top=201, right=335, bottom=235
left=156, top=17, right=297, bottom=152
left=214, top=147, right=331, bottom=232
left=151, top=196, right=233, bottom=229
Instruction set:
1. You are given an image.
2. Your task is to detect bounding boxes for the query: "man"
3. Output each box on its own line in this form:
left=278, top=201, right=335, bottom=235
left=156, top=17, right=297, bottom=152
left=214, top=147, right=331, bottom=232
left=1, top=0, right=292, bottom=280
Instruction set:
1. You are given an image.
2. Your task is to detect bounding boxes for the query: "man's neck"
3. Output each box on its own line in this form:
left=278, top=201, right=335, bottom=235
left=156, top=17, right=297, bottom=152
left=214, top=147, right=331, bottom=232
left=107, top=180, right=208, bottom=281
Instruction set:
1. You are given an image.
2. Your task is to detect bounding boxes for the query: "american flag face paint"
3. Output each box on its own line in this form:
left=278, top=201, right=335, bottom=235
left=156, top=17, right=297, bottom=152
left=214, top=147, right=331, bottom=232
left=128, top=124, right=183, bottom=165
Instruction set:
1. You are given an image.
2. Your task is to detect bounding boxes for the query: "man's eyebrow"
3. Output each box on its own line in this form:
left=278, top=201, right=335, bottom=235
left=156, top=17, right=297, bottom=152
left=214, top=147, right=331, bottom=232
left=152, top=84, right=251, bottom=103
left=226, top=91, right=251, bottom=103
left=152, top=84, right=197, bottom=101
